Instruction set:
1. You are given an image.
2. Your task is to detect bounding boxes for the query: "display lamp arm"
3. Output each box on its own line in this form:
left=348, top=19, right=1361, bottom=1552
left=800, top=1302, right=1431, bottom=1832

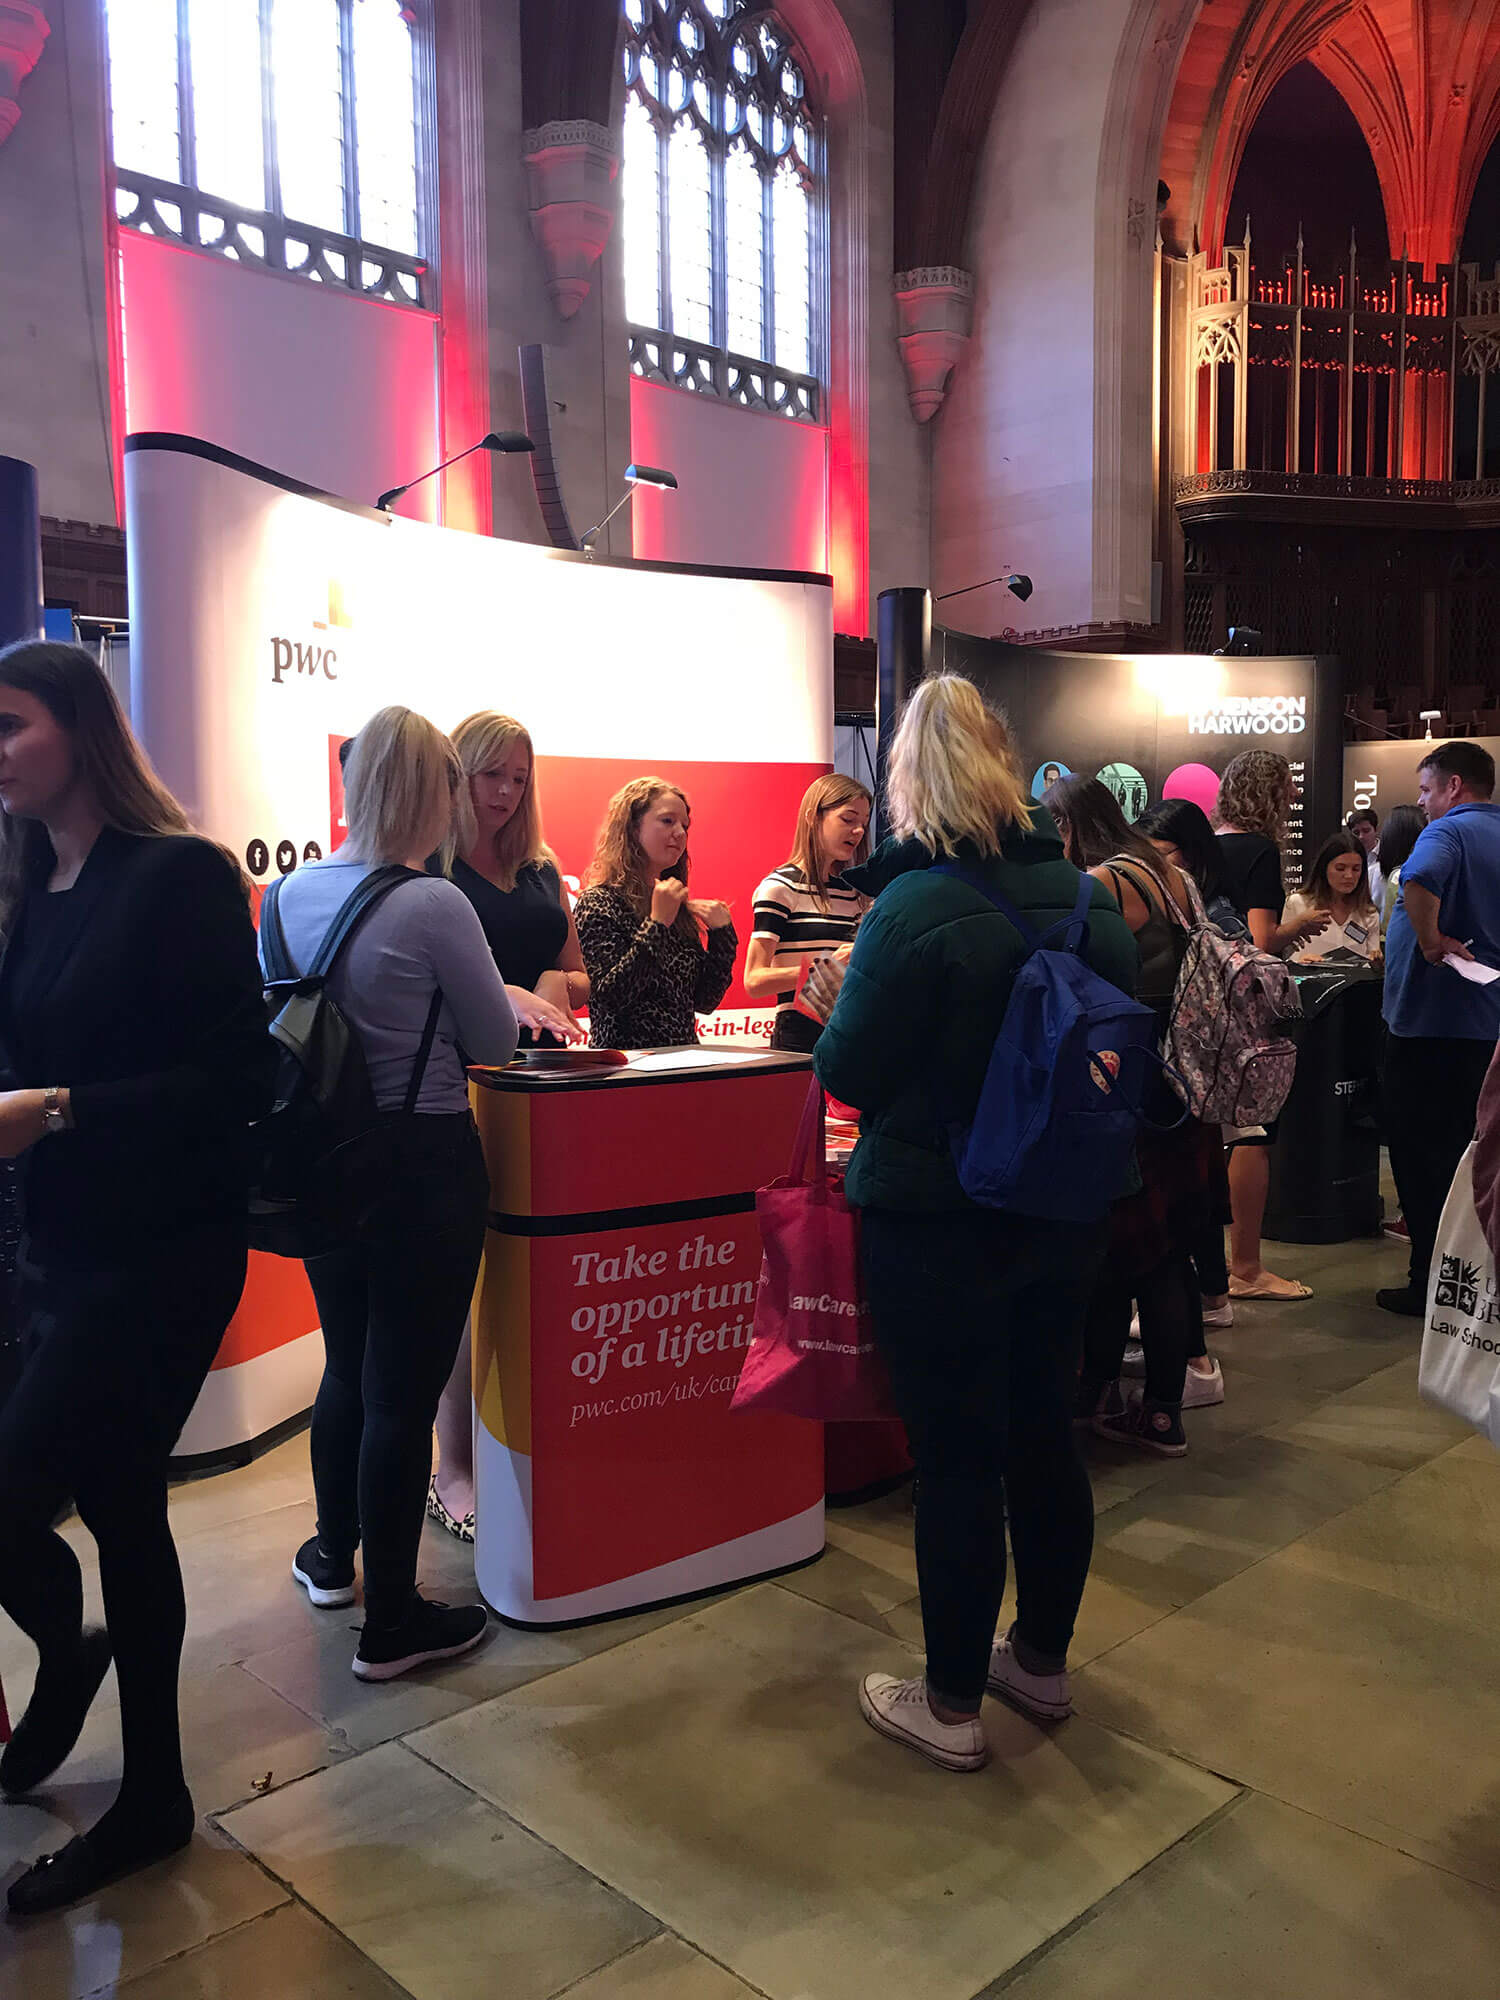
left=376, top=432, right=535, bottom=512
left=935, top=573, right=1034, bottom=605
left=580, top=464, right=678, bottom=556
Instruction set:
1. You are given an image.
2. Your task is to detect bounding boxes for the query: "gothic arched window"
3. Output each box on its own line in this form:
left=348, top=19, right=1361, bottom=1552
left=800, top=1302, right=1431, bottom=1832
left=103, top=0, right=434, bottom=308
left=622, top=1, right=824, bottom=421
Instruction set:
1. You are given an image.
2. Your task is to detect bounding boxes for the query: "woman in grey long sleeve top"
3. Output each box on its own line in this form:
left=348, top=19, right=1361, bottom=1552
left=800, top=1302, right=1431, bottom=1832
left=267, top=707, right=517, bottom=1683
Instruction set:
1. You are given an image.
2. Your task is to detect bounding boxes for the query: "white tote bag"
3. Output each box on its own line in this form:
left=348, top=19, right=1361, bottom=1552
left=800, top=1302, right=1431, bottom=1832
left=1419, top=1143, right=1500, bottom=1448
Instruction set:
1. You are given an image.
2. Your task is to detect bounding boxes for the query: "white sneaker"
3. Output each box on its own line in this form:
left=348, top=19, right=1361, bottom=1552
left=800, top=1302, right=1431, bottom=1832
left=1182, top=1358, right=1225, bottom=1408
left=1121, top=1341, right=1146, bottom=1378
left=858, top=1674, right=989, bottom=1771
left=985, top=1638, right=1073, bottom=1722
left=1201, top=1301, right=1235, bottom=1330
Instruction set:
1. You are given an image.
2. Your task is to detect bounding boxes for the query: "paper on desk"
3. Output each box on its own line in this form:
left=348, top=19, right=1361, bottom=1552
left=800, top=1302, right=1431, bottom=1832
left=1443, top=953, right=1500, bottom=985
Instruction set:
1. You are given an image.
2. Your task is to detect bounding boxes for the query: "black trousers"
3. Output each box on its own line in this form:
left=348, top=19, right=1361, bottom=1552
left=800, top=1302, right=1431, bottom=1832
left=0, top=1224, right=247, bottom=1810
left=1384, top=1035, right=1496, bottom=1296
left=304, top=1114, right=488, bottom=1627
left=860, top=1207, right=1100, bottom=1708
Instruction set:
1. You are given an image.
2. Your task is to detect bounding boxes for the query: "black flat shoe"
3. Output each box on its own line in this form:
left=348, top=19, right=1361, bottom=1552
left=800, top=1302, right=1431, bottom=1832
left=0, top=1628, right=113, bottom=1797
left=6, top=1794, right=195, bottom=1919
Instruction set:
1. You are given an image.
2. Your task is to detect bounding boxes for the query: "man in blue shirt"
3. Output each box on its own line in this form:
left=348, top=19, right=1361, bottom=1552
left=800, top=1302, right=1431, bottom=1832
left=1379, top=740, right=1500, bottom=1315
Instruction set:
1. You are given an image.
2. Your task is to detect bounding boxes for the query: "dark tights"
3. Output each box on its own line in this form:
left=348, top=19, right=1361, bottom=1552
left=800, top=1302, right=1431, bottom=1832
left=861, top=1208, right=1101, bottom=1714
left=1084, top=1246, right=1197, bottom=1407
left=0, top=1228, right=246, bottom=1845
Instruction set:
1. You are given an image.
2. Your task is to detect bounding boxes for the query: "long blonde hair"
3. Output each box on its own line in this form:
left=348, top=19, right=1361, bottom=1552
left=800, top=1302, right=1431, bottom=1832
left=585, top=776, right=694, bottom=930
left=886, top=675, right=1032, bottom=857
left=342, top=705, right=461, bottom=864
left=786, top=773, right=872, bottom=910
left=1215, top=749, right=1292, bottom=842
left=450, top=711, right=555, bottom=891
left=0, top=640, right=209, bottom=926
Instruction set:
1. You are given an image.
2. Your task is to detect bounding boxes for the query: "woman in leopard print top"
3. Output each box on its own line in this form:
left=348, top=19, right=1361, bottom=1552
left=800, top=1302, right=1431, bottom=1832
left=575, top=778, right=737, bottom=1049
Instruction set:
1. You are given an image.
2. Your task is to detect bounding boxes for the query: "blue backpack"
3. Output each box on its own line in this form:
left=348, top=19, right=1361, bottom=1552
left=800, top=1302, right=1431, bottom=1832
left=937, top=866, right=1171, bottom=1223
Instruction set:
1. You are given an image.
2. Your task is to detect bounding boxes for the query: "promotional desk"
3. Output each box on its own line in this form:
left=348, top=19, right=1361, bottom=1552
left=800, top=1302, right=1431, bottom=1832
left=1264, top=965, right=1385, bottom=1244
left=470, top=1049, right=827, bottom=1625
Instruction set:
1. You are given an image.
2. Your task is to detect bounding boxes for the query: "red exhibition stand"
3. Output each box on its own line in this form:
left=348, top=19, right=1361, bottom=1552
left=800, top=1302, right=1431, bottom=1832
left=469, top=1049, right=827, bottom=1625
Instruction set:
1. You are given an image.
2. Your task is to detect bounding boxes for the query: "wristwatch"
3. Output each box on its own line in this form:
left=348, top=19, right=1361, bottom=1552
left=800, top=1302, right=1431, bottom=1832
left=40, top=1086, right=67, bottom=1138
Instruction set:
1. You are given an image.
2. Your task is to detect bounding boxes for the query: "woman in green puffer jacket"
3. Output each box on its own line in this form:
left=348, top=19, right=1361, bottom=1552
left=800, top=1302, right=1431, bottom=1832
left=814, top=676, right=1137, bottom=1775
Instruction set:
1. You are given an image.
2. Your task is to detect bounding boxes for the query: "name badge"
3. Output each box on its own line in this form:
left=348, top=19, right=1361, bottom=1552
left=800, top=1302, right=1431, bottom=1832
left=1344, top=920, right=1371, bottom=948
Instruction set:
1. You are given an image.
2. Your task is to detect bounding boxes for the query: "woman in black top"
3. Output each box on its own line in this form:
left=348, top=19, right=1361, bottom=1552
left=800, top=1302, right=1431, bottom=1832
left=427, top=711, right=586, bottom=1539
left=1212, top=751, right=1320, bottom=1303
left=575, top=779, right=737, bottom=1048
left=0, top=641, right=273, bottom=1916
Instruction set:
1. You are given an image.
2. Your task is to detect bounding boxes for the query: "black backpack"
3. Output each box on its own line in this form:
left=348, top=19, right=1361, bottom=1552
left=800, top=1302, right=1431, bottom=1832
left=249, top=866, right=443, bottom=1259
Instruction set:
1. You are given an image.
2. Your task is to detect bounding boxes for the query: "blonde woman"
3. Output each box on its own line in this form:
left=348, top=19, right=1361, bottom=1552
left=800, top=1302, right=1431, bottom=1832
left=745, top=774, right=872, bottom=1051
left=272, top=707, right=540, bottom=1683
left=0, top=641, right=273, bottom=1916
left=427, top=711, right=585, bottom=1542
left=447, top=711, right=588, bottom=1021
left=1212, top=749, right=1320, bottom=1303
left=575, top=778, right=736, bottom=1048
left=814, top=677, right=1136, bottom=1775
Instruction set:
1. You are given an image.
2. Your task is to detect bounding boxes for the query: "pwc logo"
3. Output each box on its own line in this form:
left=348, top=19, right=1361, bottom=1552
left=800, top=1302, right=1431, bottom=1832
left=270, top=578, right=352, bottom=684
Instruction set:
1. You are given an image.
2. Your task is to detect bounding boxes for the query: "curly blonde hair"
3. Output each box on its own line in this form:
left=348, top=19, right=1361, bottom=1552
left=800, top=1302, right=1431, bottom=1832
left=1215, top=749, right=1293, bottom=842
left=585, top=777, right=695, bottom=932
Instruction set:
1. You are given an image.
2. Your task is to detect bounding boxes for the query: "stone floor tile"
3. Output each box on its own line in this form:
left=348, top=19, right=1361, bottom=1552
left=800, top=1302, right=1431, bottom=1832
left=1268, top=1355, right=1468, bottom=1470
left=1077, top=1554, right=1500, bottom=1889
left=240, top=1593, right=712, bottom=1755
left=0, top=1814, right=283, bottom=2000
left=219, top=1741, right=658, bottom=2000
left=994, top=1792, right=1500, bottom=2000
left=100, top=1901, right=401, bottom=2000
left=564, top=1935, right=765, bottom=2000
left=165, top=1434, right=318, bottom=1546
left=1276, top=1442, right=1500, bottom=1629
left=60, top=1662, right=344, bottom=1818
left=409, top=1585, right=1232, bottom=2000
left=1084, top=1432, right=1397, bottom=1610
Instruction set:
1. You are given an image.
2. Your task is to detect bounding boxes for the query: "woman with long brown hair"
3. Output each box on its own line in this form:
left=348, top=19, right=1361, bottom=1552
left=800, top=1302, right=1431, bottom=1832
left=1283, top=828, right=1380, bottom=962
left=1045, top=774, right=1230, bottom=1456
left=745, top=773, right=872, bottom=1051
left=0, top=641, right=274, bottom=1916
left=574, top=778, right=737, bottom=1048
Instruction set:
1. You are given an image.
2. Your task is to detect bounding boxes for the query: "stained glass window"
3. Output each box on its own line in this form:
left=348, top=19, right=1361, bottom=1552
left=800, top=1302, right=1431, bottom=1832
left=103, top=0, right=432, bottom=308
left=622, top=0, right=824, bottom=416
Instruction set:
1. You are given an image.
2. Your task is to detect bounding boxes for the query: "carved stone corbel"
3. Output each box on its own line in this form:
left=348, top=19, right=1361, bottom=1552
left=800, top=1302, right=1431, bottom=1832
left=522, top=119, right=619, bottom=319
left=892, top=266, right=974, bottom=422
left=0, top=2, right=49, bottom=147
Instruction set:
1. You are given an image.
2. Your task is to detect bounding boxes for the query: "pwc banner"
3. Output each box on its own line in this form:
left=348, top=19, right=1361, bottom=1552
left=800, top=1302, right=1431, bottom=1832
left=124, top=434, right=833, bottom=1459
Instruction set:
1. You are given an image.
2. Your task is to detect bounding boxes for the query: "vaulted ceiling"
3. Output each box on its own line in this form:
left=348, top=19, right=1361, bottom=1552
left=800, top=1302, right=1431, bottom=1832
left=1159, top=0, right=1500, bottom=269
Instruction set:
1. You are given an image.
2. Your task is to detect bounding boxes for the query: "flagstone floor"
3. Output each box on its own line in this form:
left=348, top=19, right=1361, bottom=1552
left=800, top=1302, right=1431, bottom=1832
left=4, top=1223, right=1497, bottom=2000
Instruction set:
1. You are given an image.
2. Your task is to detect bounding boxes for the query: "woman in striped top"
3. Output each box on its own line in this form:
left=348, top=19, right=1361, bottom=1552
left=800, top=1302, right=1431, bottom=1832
left=746, top=775, right=872, bottom=1051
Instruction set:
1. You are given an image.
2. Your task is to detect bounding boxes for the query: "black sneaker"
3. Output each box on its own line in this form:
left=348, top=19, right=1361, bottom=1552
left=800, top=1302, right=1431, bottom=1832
left=1376, top=1286, right=1425, bottom=1318
left=352, top=1597, right=489, bottom=1682
left=1094, top=1396, right=1187, bottom=1457
left=292, top=1536, right=357, bottom=1609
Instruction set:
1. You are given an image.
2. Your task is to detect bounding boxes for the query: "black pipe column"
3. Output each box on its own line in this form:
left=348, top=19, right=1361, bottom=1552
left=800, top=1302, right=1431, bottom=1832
left=874, top=586, right=933, bottom=842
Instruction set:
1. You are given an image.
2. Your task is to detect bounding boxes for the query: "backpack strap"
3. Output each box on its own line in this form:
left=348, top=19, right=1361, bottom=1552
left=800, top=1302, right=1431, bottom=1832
left=306, top=865, right=423, bottom=981
left=934, top=864, right=1094, bottom=957
left=258, top=876, right=297, bottom=984
left=401, top=989, right=446, bottom=1116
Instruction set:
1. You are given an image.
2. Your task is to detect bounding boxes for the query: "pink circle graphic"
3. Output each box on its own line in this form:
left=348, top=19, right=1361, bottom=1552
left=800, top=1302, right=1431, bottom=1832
left=1163, top=762, right=1222, bottom=816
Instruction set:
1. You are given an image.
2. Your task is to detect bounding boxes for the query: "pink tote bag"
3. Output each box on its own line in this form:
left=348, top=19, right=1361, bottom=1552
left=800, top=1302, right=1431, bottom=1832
left=732, top=1078, right=898, bottom=1422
